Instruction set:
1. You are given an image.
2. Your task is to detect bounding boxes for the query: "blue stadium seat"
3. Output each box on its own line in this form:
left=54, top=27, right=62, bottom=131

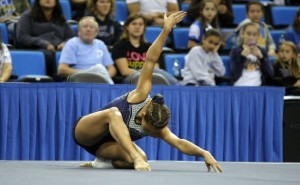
left=71, top=24, right=78, bottom=36
left=221, top=28, right=236, bottom=50
left=232, top=4, right=247, bottom=25
left=163, top=53, right=186, bottom=76
left=271, top=6, right=298, bottom=27
left=180, top=3, right=191, bottom=25
left=10, top=50, right=53, bottom=82
left=59, top=0, right=72, bottom=20
left=145, top=26, right=162, bottom=43
left=55, top=52, right=61, bottom=72
left=220, top=55, right=231, bottom=77
left=172, top=27, right=189, bottom=51
left=0, top=23, right=9, bottom=44
left=270, top=29, right=287, bottom=49
left=115, top=1, right=128, bottom=23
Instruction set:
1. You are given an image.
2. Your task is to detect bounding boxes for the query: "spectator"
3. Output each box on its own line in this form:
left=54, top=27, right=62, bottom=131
left=181, top=29, right=225, bottom=86
left=230, top=22, right=274, bottom=86
left=0, top=39, right=13, bottom=82
left=70, top=0, right=87, bottom=21
left=187, top=0, right=234, bottom=27
left=0, top=0, right=30, bottom=43
left=273, top=41, right=300, bottom=90
left=187, top=0, right=219, bottom=49
left=235, top=1, right=276, bottom=56
left=111, top=13, right=179, bottom=85
left=0, top=0, right=30, bottom=23
left=16, top=0, right=74, bottom=76
left=58, top=16, right=116, bottom=84
left=86, top=0, right=122, bottom=50
left=126, top=0, right=179, bottom=26
left=286, top=7, right=300, bottom=53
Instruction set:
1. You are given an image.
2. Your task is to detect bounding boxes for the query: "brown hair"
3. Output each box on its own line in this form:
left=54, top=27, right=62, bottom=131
left=120, top=13, right=147, bottom=43
left=198, top=0, right=219, bottom=28
left=87, top=0, right=115, bottom=18
left=276, top=41, right=300, bottom=78
left=144, top=94, right=170, bottom=130
left=246, top=1, right=264, bottom=14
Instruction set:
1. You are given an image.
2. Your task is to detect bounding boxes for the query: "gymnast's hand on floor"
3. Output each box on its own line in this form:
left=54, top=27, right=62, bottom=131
left=203, top=151, right=223, bottom=173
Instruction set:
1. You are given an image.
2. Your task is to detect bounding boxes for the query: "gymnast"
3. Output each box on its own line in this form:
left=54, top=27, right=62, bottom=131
left=72, top=11, right=223, bottom=172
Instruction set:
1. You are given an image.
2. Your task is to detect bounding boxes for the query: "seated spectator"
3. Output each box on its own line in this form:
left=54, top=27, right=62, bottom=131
left=70, top=0, right=87, bottom=21
left=111, top=13, right=178, bottom=85
left=0, top=0, right=30, bottom=43
left=0, top=40, right=13, bottom=82
left=181, top=29, right=225, bottom=86
left=273, top=41, right=300, bottom=90
left=16, top=0, right=74, bottom=77
left=58, top=16, right=116, bottom=84
left=230, top=22, right=274, bottom=86
left=85, top=0, right=122, bottom=50
left=0, top=0, right=30, bottom=23
left=126, top=0, right=179, bottom=26
left=188, top=0, right=219, bottom=49
left=187, top=0, right=234, bottom=27
left=235, top=1, right=276, bottom=56
left=286, top=7, right=300, bottom=53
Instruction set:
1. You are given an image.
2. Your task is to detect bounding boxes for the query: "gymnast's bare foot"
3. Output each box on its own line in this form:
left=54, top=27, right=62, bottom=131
left=133, top=157, right=151, bottom=171
left=80, top=161, right=92, bottom=167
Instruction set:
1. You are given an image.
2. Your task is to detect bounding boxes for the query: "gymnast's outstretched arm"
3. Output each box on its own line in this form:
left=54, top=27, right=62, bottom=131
left=127, top=11, right=186, bottom=103
left=157, top=127, right=223, bottom=173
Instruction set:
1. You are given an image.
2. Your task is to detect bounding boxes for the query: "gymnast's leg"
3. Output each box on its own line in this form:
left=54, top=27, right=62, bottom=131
left=74, top=107, right=150, bottom=171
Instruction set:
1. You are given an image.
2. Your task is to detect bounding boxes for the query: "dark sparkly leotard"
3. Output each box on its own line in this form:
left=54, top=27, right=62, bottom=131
left=73, top=93, right=151, bottom=156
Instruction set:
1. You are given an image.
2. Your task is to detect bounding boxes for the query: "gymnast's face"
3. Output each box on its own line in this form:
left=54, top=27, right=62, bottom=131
left=141, top=119, right=160, bottom=135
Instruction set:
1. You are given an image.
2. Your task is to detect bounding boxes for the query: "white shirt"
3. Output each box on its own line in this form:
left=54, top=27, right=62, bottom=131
left=126, top=0, right=178, bottom=14
left=0, top=43, right=12, bottom=76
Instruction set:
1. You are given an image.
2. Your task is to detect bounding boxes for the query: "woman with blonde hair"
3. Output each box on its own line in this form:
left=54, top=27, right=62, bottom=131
left=273, top=41, right=300, bottom=89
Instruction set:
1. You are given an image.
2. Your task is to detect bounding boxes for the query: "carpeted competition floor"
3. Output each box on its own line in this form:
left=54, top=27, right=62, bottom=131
left=0, top=161, right=299, bottom=185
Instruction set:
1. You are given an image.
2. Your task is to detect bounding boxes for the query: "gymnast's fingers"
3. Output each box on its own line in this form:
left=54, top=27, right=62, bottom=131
left=212, top=163, right=223, bottom=173
left=206, top=163, right=211, bottom=172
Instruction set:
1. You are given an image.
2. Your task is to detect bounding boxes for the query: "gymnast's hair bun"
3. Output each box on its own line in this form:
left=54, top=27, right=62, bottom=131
left=152, top=94, right=164, bottom=105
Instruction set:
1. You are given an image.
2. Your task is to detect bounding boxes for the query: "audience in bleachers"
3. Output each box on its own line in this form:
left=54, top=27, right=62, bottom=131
left=235, top=1, right=276, bottom=56
left=187, top=0, right=234, bottom=28
left=187, top=0, right=219, bottom=49
left=230, top=22, right=274, bottom=86
left=286, top=7, right=300, bottom=53
left=16, top=0, right=74, bottom=77
left=111, top=13, right=179, bottom=85
left=126, top=0, right=179, bottom=26
left=0, top=40, right=12, bottom=82
left=85, top=0, right=122, bottom=50
left=273, top=41, right=300, bottom=89
left=58, top=16, right=116, bottom=84
left=181, top=29, right=225, bottom=86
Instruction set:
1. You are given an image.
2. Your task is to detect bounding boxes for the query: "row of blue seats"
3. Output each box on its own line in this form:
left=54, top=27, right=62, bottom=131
left=9, top=50, right=277, bottom=81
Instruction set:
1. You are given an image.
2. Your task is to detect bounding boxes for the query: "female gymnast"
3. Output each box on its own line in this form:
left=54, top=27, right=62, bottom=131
left=73, top=11, right=223, bottom=172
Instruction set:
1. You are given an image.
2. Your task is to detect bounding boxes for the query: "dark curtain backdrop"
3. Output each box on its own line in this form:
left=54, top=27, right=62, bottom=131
left=0, top=83, right=284, bottom=162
